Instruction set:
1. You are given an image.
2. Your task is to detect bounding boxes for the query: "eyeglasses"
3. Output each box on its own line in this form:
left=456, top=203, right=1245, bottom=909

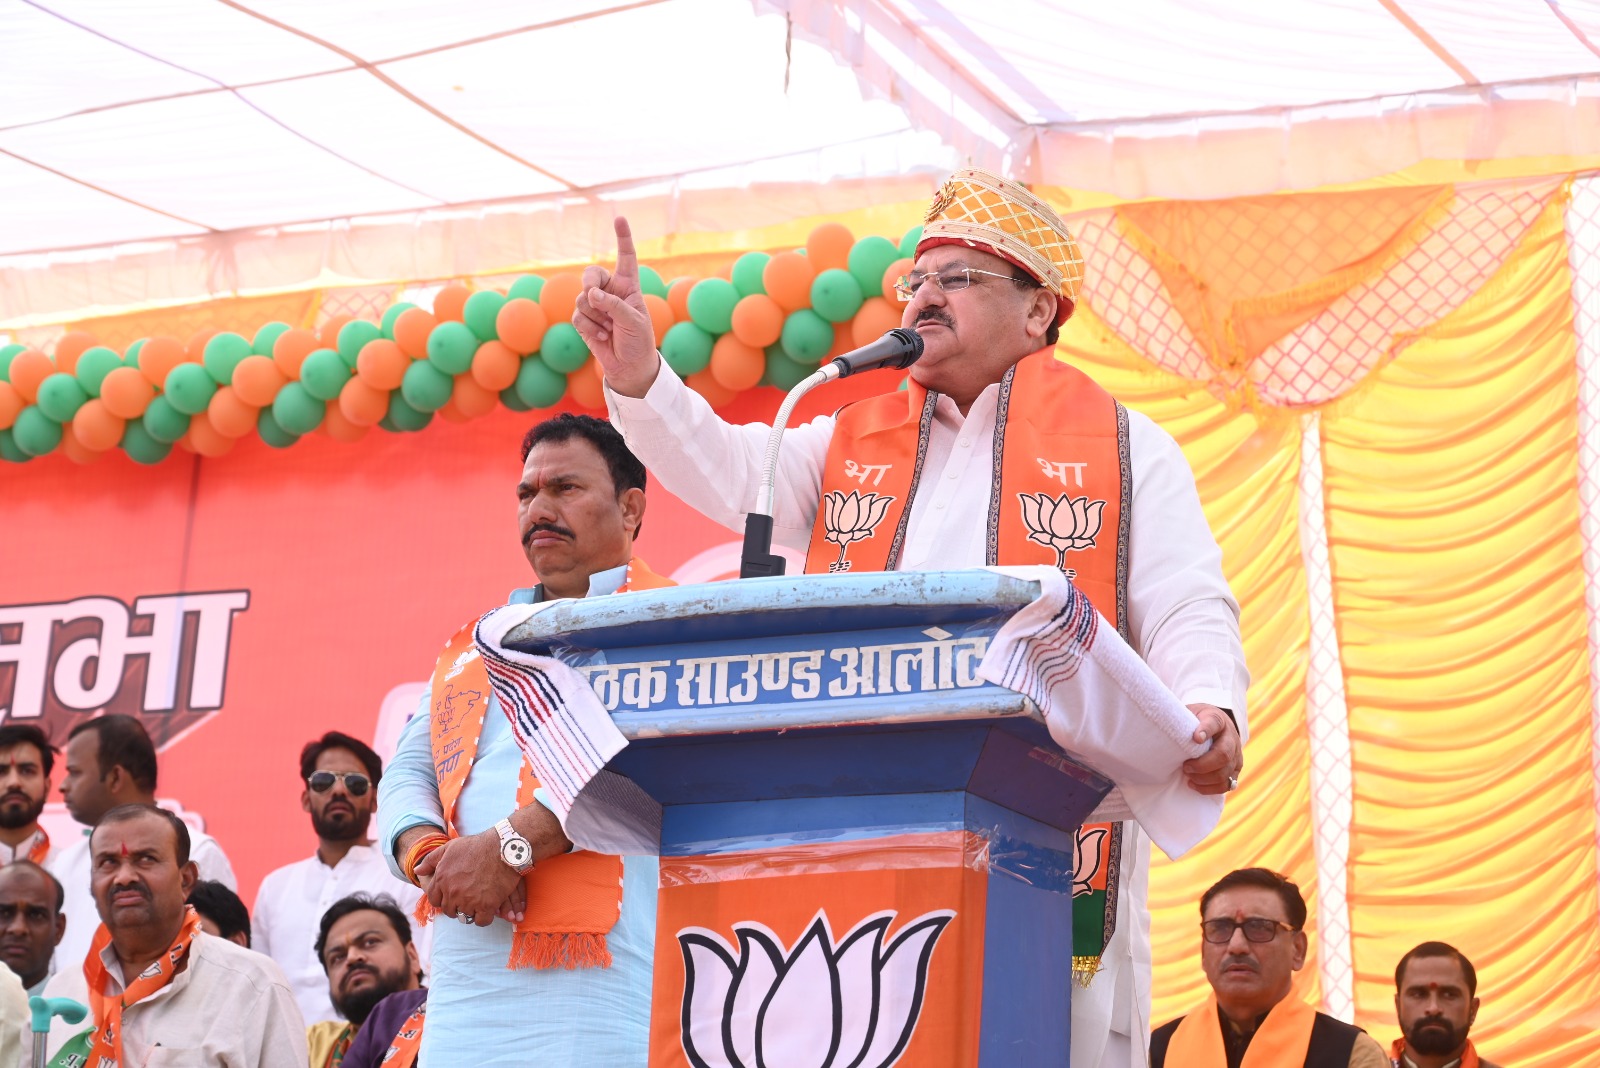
left=307, top=771, right=371, bottom=796
left=893, top=267, right=1033, bottom=302
left=1201, top=917, right=1296, bottom=944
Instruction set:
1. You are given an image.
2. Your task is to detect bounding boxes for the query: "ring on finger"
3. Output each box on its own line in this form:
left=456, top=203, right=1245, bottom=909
left=1226, top=775, right=1239, bottom=791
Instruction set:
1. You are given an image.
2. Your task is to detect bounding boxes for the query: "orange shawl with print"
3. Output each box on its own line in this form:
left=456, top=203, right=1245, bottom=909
left=84, top=906, right=202, bottom=1066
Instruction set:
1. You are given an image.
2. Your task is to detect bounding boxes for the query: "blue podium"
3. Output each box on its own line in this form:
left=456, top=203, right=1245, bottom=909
left=503, top=570, right=1112, bottom=1068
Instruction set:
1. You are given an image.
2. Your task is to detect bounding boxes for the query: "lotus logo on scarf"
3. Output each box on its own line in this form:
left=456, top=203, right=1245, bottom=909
left=1018, top=493, right=1105, bottom=571
left=821, top=491, right=896, bottom=573
left=1073, top=826, right=1108, bottom=898
left=677, top=909, right=953, bottom=1068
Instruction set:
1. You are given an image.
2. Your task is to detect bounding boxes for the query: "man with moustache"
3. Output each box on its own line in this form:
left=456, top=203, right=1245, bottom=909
left=1389, top=943, right=1501, bottom=1068
left=41, top=804, right=305, bottom=1064
left=1150, top=868, right=1387, bottom=1067
left=0, top=724, right=56, bottom=866
left=254, top=732, right=427, bottom=1026
left=0, top=861, right=65, bottom=996
left=307, top=894, right=424, bottom=1068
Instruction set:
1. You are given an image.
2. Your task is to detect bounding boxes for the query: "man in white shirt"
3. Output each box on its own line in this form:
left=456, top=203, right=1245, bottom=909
left=254, top=731, right=428, bottom=1025
left=42, top=803, right=306, bottom=1065
left=0, top=861, right=64, bottom=997
left=0, top=723, right=56, bottom=866
left=49, top=714, right=237, bottom=976
left=582, top=170, right=1249, bottom=1068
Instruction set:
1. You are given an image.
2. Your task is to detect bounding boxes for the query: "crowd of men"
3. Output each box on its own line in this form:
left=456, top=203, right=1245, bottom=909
left=0, top=168, right=1507, bottom=1066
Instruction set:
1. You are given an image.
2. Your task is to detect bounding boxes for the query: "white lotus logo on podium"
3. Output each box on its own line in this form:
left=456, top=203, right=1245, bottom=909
left=677, top=909, right=954, bottom=1068
left=1019, top=492, right=1105, bottom=570
left=821, top=491, right=896, bottom=572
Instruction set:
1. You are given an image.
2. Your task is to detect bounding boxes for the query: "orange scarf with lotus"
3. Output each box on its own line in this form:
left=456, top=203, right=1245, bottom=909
left=84, top=905, right=202, bottom=1066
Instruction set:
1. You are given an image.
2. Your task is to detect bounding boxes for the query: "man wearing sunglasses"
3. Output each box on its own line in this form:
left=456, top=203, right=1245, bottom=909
left=254, top=731, right=429, bottom=1029
left=1151, top=868, right=1387, bottom=1067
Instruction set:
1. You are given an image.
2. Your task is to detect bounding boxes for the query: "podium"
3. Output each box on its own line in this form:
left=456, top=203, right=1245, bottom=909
left=503, top=570, right=1112, bottom=1068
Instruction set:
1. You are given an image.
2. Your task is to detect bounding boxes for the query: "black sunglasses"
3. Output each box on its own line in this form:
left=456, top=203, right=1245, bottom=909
left=1201, top=917, right=1296, bottom=944
left=306, top=771, right=371, bottom=796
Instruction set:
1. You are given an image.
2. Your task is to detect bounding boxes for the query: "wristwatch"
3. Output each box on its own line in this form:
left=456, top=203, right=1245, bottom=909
left=494, top=818, right=535, bottom=874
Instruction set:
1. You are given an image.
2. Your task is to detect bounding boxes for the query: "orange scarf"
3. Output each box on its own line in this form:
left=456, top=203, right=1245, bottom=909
left=423, top=556, right=675, bottom=970
left=382, top=1003, right=427, bottom=1068
left=1389, top=1036, right=1482, bottom=1068
left=26, top=827, right=48, bottom=864
left=807, top=348, right=1130, bottom=980
left=84, top=906, right=202, bottom=1066
left=1168, top=995, right=1318, bottom=1067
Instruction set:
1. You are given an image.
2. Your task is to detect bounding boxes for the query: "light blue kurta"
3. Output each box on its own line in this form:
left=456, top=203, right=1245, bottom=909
left=378, top=576, right=657, bottom=1066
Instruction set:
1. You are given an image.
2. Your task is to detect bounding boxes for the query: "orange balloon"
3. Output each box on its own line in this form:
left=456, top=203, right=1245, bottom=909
left=137, top=337, right=189, bottom=387
left=0, top=382, right=22, bottom=430
left=72, top=399, right=125, bottom=451
left=208, top=386, right=259, bottom=439
left=667, top=278, right=695, bottom=322
left=175, top=431, right=197, bottom=454
left=7, top=349, right=54, bottom=403
left=566, top=359, right=605, bottom=410
left=642, top=294, right=674, bottom=347
left=356, top=339, right=408, bottom=391
left=437, top=399, right=470, bottom=424
left=495, top=299, right=547, bottom=355
left=851, top=296, right=905, bottom=348
left=59, top=423, right=99, bottom=464
left=53, top=332, right=97, bottom=375
left=709, top=335, right=765, bottom=392
left=231, top=355, right=288, bottom=407
left=99, top=366, right=155, bottom=419
left=434, top=284, right=471, bottom=323
left=828, top=322, right=854, bottom=360
left=881, top=257, right=913, bottom=300
left=687, top=369, right=737, bottom=409
left=187, top=414, right=235, bottom=458
left=470, top=341, right=519, bottom=392
left=272, top=328, right=319, bottom=379
left=338, top=377, right=389, bottom=427
left=318, top=315, right=353, bottom=350
left=453, top=374, right=499, bottom=419
left=539, top=272, right=584, bottom=325
left=393, top=308, right=439, bottom=361
left=322, top=400, right=369, bottom=443
left=762, top=253, right=815, bottom=312
left=806, top=222, right=855, bottom=271
left=185, top=329, right=218, bottom=363
left=729, top=294, right=785, bottom=348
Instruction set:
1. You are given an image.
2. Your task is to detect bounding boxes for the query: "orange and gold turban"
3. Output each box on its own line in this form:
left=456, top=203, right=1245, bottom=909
left=917, top=168, right=1084, bottom=324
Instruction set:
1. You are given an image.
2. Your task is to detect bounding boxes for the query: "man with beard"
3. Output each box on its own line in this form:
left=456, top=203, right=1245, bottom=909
left=1151, top=868, right=1387, bottom=1067
left=254, top=732, right=428, bottom=1026
left=0, top=724, right=55, bottom=866
left=0, top=861, right=65, bottom=996
left=1389, top=943, right=1502, bottom=1068
left=40, top=804, right=305, bottom=1064
left=307, top=894, right=425, bottom=1068
left=50, top=714, right=236, bottom=976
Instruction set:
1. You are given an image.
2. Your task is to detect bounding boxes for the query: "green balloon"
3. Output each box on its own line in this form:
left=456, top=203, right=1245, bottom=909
left=256, top=407, right=299, bottom=449
left=141, top=396, right=190, bottom=443
left=507, top=275, right=545, bottom=303
left=12, top=406, right=62, bottom=456
left=661, top=322, right=714, bottom=376
left=762, top=347, right=813, bottom=390
left=252, top=321, right=292, bottom=357
left=810, top=269, right=865, bottom=323
left=299, top=348, right=350, bottom=401
left=538, top=323, right=590, bottom=374
left=730, top=253, right=770, bottom=297
left=337, top=321, right=383, bottom=366
left=427, top=321, right=478, bottom=375
left=848, top=236, right=900, bottom=299
left=380, top=303, right=417, bottom=340
left=514, top=357, right=567, bottom=409
left=899, top=225, right=923, bottom=259
left=637, top=266, right=668, bottom=299
left=0, top=343, right=25, bottom=381
left=202, top=333, right=252, bottom=385
left=385, top=392, right=432, bottom=432
left=76, top=347, right=124, bottom=396
left=273, top=382, right=325, bottom=435
left=164, top=363, right=217, bottom=415
left=401, top=360, right=453, bottom=412
left=686, top=279, right=738, bottom=335
left=36, top=373, right=88, bottom=422
left=499, top=386, right=533, bottom=413
left=124, top=339, right=147, bottom=367
left=463, top=291, right=506, bottom=342
left=121, top=418, right=171, bottom=464
left=779, top=309, right=834, bottom=364
left=0, top=428, right=30, bottom=463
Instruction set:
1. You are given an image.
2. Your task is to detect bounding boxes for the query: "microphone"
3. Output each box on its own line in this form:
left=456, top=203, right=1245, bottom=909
left=740, top=329, right=925, bottom=579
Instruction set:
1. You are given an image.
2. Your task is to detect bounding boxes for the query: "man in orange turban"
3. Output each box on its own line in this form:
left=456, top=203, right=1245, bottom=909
left=580, top=168, right=1249, bottom=1068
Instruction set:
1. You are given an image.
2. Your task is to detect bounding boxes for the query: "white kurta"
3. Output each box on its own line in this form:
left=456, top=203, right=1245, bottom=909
left=607, top=368, right=1250, bottom=1067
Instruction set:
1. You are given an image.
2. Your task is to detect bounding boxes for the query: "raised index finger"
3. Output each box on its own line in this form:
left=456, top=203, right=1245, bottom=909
left=613, top=215, right=638, bottom=282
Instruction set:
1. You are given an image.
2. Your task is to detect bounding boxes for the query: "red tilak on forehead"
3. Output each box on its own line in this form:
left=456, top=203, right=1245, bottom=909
left=120, top=843, right=129, bottom=857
